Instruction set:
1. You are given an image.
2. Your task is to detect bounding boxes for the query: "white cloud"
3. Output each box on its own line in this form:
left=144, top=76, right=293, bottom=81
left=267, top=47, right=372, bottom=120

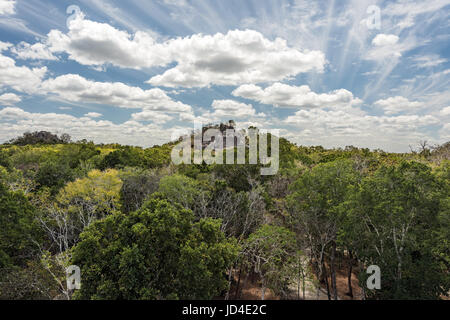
left=0, top=92, right=21, bottom=105
left=365, top=34, right=416, bottom=62
left=84, top=112, right=102, bottom=118
left=211, top=100, right=256, bottom=118
left=12, top=42, right=58, bottom=60
left=384, top=0, right=450, bottom=30
left=0, top=0, right=15, bottom=15
left=440, top=123, right=450, bottom=141
left=0, top=106, right=28, bottom=119
left=41, top=74, right=193, bottom=114
left=374, top=96, right=423, bottom=115
left=284, top=109, right=438, bottom=129
left=0, top=41, right=12, bottom=51
left=46, top=14, right=325, bottom=87
left=178, top=99, right=263, bottom=125
left=372, top=34, right=399, bottom=46
left=412, top=55, right=447, bottom=68
left=147, top=30, right=325, bottom=88
left=282, top=107, right=441, bottom=152
left=131, top=110, right=174, bottom=124
left=161, top=0, right=189, bottom=6
left=232, top=83, right=362, bottom=109
left=365, top=36, right=417, bottom=61
left=0, top=107, right=176, bottom=147
left=440, top=106, right=450, bottom=116
left=47, top=14, right=170, bottom=69
left=0, top=53, right=47, bottom=93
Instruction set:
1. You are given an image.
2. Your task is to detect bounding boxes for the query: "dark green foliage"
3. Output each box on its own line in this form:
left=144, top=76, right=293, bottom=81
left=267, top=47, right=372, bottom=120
left=144, top=145, right=172, bottom=168
left=59, top=143, right=101, bottom=169
left=35, top=161, right=75, bottom=193
left=0, top=261, right=57, bottom=300
left=120, top=170, right=161, bottom=213
left=433, top=161, right=450, bottom=270
left=243, top=225, right=298, bottom=298
left=71, top=198, right=239, bottom=300
left=0, top=149, right=11, bottom=169
left=8, top=131, right=70, bottom=146
left=288, top=159, right=359, bottom=212
left=157, top=174, right=203, bottom=209
left=0, top=183, right=41, bottom=268
left=99, top=146, right=145, bottom=170
left=212, top=164, right=260, bottom=192
left=178, top=162, right=212, bottom=179
left=286, top=159, right=360, bottom=299
left=278, top=137, right=313, bottom=167
left=346, top=161, right=448, bottom=299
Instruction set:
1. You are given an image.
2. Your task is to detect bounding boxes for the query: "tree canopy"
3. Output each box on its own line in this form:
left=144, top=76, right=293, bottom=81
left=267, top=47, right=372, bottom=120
left=71, top=198, right=239, bottom=300
left=0, top=130, right=448, bottom=300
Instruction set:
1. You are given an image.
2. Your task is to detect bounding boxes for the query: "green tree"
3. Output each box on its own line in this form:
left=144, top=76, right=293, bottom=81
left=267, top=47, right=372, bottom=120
left=0, top=149, right=11, bottom=169
left=242, top=225, right=298, bottom=300
left=204, top=179, right=265, bottom=240
left=157, top=174, right=204, bottom=209
left=35, top=160, right=75, bottom=193
left=120, top=169, right=161, bottom=213
left=0, top=166, right=36, bottom=195
left=0, top=182, right=41, bottom=268
left=287, top=159, right=359, bottom=299
left=59, top=143, right=100, bottom=169
left=36, top=169, right=123, bottom=259
left=144, top=145, right=172, bottom=168
left=433, top=161, right=450, bottom=271
left=8, top=131, right=68, bottom=146
left=71, top=198, right=239, bottom=300
left=99, top=146, right=145, bottom=170
left=346, top=161, right=448, bottom=299
left=55, top=169, right=122, bottom=239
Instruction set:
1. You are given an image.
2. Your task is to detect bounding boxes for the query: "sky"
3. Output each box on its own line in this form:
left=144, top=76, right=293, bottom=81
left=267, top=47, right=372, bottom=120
left=0, top=0, right=449, bottom=152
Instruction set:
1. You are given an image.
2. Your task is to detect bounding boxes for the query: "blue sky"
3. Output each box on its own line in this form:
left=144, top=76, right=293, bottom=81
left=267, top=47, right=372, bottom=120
left=0, top=0, right=449, bottom=151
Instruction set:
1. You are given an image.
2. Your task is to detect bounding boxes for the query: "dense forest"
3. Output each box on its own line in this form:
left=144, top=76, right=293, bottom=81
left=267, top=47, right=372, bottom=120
left=0, top=127, right=449, bottom=300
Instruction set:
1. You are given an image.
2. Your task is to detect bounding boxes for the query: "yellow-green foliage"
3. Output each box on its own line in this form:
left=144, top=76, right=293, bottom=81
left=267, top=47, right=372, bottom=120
left=57, top=169, right=123, bottom=215
left=0, top=166, right=35, bottom=194
left=98, top=147, right=118, bottom=156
